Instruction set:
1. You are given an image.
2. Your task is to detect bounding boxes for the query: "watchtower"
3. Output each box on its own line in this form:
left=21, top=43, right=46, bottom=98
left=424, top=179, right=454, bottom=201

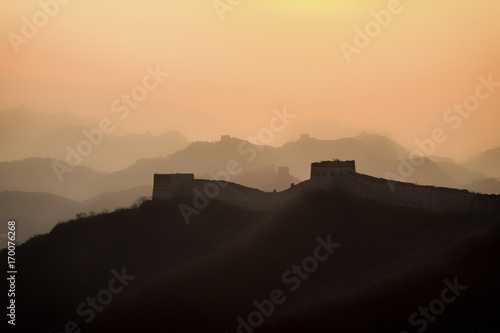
left=310, top=160, right=356, bottom=179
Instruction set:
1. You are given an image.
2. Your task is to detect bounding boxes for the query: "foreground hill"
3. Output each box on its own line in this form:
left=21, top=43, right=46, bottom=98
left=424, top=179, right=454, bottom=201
left=3, top=187, right=499, bottom=332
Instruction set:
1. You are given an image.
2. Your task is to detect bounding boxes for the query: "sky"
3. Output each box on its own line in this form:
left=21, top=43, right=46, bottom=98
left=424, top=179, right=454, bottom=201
left=1, top=0, right=499, bottom=160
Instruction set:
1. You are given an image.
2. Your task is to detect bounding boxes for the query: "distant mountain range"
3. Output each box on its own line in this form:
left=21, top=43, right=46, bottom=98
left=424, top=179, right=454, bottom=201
left=2, top=106, right=497, bottom=184
left=0, top=106, right=98, bottom=160
left=1, top=107, right=498, bottom=250
left=1, top=133, right=497, bottom=201
left=2, top=137, right=498, bottom=246
left=37, top=125, right=188, bottom=172
left=0, top=106, right=189, bottom=172
left=463, top=146, right=500, bottom=178
left=245, top=117, right=362, bottom=146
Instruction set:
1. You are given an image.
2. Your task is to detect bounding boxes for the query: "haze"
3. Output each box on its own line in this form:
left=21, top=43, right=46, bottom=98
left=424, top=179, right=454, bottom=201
left=1, top=0, right=500, bottom=160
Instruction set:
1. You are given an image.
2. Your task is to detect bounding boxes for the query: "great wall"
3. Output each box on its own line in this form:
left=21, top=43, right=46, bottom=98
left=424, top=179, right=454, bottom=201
left=153, top=160, right=500, bottom=213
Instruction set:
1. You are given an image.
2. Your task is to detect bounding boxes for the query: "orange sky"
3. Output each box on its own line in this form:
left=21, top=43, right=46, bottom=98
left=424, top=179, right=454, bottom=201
left=1, top=0, right=499, bottom=160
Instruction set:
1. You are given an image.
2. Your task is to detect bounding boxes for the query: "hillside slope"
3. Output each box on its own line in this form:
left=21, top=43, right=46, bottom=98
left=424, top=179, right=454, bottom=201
left=2, top=188, right=499, bottom=332
left=0, top=186, right=151, bottom=246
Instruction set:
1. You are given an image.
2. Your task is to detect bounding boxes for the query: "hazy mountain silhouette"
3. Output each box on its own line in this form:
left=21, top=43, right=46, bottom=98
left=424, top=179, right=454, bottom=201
left=463, top=146, right=500, bottom=178
left=0, top=107, right=189, bottom=172
left=427, top=155, right=459, bottom=164
left=275, top=132, right=409, bottom=179
left=35, top=125, right=188, bottom=172
left=0, top=191, right=78, bottom=247
left=433, top=161, right=486, bottom=186
left=253, top=117, right=362, bottom=146
left=75, top=132, right=416, bottom=194
left=0, top=106, right=99, bottom=161
left=81, top=185, right=150, bottom=208
left=0, top=134, right=491, bottom=201
left=0, top=186, right=151, bottom=247
left=357, top=155, right=459, bottom=188
left=0, top=158, right=107, bottom=201
left=467, top=178, right=500, bottom=195
left=127, top=100, right=225, bottom=142
left=3, top=184, right=499, bottom=332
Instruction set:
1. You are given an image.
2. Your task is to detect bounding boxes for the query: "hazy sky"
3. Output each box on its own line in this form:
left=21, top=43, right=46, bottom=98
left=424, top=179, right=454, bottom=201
left=1, top=0, right=499, bottom=160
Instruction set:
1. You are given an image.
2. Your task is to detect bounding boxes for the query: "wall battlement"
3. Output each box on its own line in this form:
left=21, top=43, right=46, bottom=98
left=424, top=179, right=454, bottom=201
left=311, top=160, right=356, bottom=179
left=154, top=173, right=194, bottom=188
left=152, top=161, right=499, bottom=214
left=325, top=172, right=498, bottom=213
left=153, top=176, right=281, bottom=211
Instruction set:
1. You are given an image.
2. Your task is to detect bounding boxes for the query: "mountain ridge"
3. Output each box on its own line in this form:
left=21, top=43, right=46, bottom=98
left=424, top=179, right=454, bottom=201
left=4, top=185, right=499, bottom=332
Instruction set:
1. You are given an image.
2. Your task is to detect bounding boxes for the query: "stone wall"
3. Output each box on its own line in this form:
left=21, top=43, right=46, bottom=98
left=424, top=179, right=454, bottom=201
left=311, top=160, right=356, bottom=179
left=317, top=173, right=499, bottom=213
left=153, top=178, right=285, bottom=211
left=152, top=171, right=500, bottom=214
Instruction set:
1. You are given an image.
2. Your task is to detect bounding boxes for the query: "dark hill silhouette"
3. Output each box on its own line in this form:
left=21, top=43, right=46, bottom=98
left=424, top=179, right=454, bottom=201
left=2, top=186, right=499, bottom=332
